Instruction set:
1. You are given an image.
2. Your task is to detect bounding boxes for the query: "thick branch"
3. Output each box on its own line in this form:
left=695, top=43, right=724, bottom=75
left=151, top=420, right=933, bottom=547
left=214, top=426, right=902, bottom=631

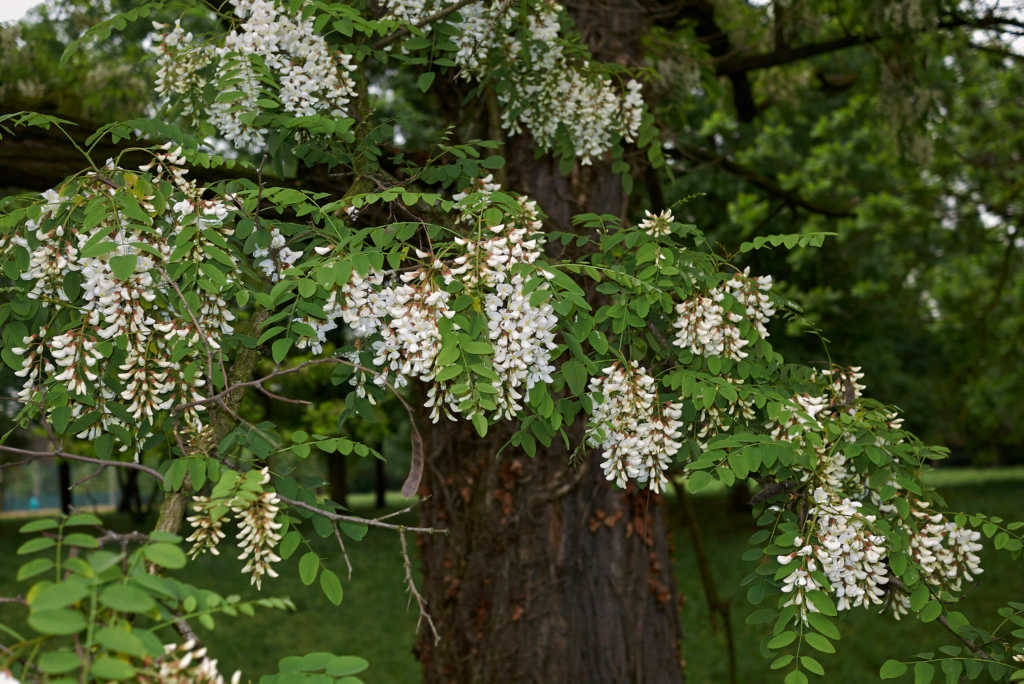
left=0, top=115, right=350, bottom=195
left=667, top=142, right=855, bottom=218
left=715, top=13, right=1024, bottom=76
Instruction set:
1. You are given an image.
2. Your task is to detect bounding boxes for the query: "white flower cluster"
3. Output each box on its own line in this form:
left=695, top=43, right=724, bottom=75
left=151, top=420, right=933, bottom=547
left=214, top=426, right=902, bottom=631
left=185, top=496, right=228, bottom=559
left=639, top=208, right=675, bottom=238
left=765, top=366, right=984, bottom=621
left=450, top=194, right=557, bottom=418
left=151, top=640, right=241, bottom=684
left=7, top=147, right=237, bottom=453
left=186, top=468, right=283, bottom=590
left=779, top=488, right=889, bottom=616
left=382, top=0, right=644, bottom=164
left=289, top=182, right=558, bottom=423
left=770, top=393, right=830, bottom=447
left=586, top=361, right=683, bottom=493
left=908, top=502, right=984, bottom=592
left=151, top=20, right=212, bottom=117
left=252, top=227, right=303, bottom=282
left=372, top=269, right=455, bottom=392
left=151, top=0, right=357, bottom=151
left=673, top=269, right=774, bottom=361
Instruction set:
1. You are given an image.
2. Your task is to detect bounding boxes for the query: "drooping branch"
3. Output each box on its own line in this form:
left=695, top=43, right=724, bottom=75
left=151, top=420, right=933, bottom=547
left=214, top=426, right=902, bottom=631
left=0, top=444, right=165, bottom=481
left=0, top=114, right=351, bottom=195
left=715, top=13, right=1024, bottom=76
left=666, top=142, right=856, bottom=218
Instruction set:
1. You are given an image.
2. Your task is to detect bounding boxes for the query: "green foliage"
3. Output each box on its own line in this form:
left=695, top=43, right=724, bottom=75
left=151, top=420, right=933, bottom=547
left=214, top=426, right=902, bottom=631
left=1, top=0, right=1023, bottom=682
left=3, top=514, right=299, bottom=681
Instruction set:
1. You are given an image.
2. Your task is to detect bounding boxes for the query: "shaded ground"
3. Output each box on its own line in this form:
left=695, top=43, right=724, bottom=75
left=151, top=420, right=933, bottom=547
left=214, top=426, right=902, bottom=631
left=1, top=472, right=1022, bottom=683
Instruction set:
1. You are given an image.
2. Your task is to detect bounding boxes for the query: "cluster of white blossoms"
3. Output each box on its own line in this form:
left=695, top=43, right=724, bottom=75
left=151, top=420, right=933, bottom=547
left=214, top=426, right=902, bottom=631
left=187, top=468, right=283, bottom=590
left=768, top=366, right=984, bottom=620
left=151, top=0, right=357, bottom=151
left=252, top=227, right=303, bottom=282
left=639, top=208, right=675, bottom=238
left=587, top=361, right=684, bottom=493
left=450, top=191, right=557, bottom=418
left=779, top=488, right=890, bottom=616
left=288, top=181, right=558, bottom=423
left=150, top=641, right=241, bottom=684
left=382, top=0, right=644, bottom=164
left=673, top=269, right=774, bottom=361
left=6, top=147, right=237, bottom=453
left=151, top=20, right=212, bottom=117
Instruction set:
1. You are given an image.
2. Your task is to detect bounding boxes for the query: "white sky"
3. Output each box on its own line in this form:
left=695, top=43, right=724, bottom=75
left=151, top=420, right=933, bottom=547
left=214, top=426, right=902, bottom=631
left=0, top=1, right=43, bottom=23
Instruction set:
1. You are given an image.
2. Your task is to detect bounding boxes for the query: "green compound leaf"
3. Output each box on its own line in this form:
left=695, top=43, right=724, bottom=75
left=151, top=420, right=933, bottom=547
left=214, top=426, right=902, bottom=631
left=800, top=656, right=825, bottom=676
left=38, top=650, right=82, bottom=674
left=91, top=655, right=136, bottom=680
left=785, top=670, right=809, bottom=684
left=28, top=608, right=87, bottom=635
left=880, top=660, right=909, bottom=679
left=144, top=542, right=187, bottom=569
left=319, top=568, right=343, bottom=606
left=99, top=584, right=157, bottom=614
left=804, top=632, right=836, bottom=654
left=95, top=626, right=149, bottom=658
left=299, top=551, right=319, bottom=586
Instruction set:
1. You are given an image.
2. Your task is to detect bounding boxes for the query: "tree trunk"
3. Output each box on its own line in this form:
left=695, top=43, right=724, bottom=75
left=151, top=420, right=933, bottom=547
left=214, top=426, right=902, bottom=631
left=416, top=4, right=684, bottom=674
left=416, top=419, right=683, bottom=683
left=375, top=458, right=387, bottom=509
left=58, top=459, right=72, bottom=514
left=328, top=454, right=348, bottom=508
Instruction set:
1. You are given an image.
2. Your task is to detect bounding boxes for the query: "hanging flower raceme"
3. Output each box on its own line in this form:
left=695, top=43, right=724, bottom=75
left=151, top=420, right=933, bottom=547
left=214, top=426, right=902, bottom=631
left=150, top=0, right=358, bottom=152
left=381, top=0, right=643, bottom=164
left=4, top=147, right=238, bottom=454
left=673, top=268, right=775, bottom=361
left=587, top=361, right=683, bottom=493
left=186, top=468, right=283, bottom=590
left=765, top=366, right=985, bottom=622
left=150, top=641, right=241, bottom=684
left=289, top=180, right=559, bottom=424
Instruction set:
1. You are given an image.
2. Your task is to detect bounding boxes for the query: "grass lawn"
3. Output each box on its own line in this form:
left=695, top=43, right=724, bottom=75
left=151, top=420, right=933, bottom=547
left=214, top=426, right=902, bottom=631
left=1, top=471, right=1022, bottom=682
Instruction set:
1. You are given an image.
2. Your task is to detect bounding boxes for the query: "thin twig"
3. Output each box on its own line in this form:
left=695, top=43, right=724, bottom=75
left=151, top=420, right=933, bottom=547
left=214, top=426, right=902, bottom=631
left=174, top=356, right=427, bottom=497
left=937, top=614, right=990, bottom=660
left=372, top=0, right=479, bottom=49
left=95, top=530, right=151, bottom=547
left=255, top=383, right=312, bottom=406
left=0, top=445, right=165, bottom=481
left=71, top=465, right=105, bottom=490
left=332, top=522, right=354, bottom=581
left=373, top=497, right=427, bottom=522
left=399, top=528, right=440, bottom=645
left=277, top=494, right=446, bottom=535
left=0, top=597, right=27, bottom=605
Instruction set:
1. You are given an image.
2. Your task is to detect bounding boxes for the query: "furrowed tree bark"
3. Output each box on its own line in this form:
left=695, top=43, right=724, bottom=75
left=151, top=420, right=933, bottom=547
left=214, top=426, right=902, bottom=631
left=416, top=5, right=683, bottom=679
left=416, top=417, right=683, bottom=683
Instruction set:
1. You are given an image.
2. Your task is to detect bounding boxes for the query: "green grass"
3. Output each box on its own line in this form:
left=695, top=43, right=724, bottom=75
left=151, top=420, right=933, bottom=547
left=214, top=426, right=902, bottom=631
left=1, top=478, right=1022, bottom=682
